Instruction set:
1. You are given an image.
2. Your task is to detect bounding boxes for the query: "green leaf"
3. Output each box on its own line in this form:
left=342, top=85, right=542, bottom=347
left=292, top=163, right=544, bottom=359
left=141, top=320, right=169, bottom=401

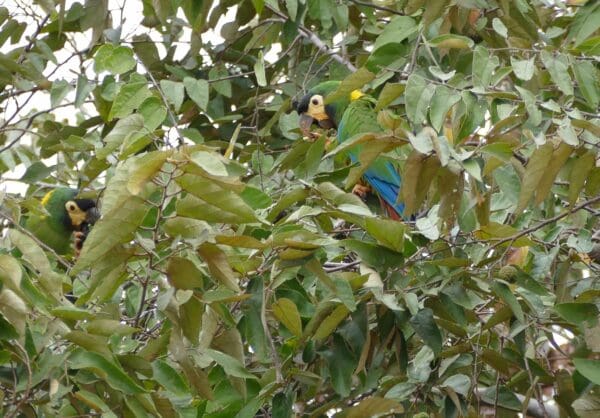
left=166, top=257, right=204, bottom=290
left=272, top=298, right=302, bottom=337
left=556, top=303, right=599, bottom=326
left=364, top=217, right=405, bottom=252
left=152, top=359, right=191, bottom=396
left=409, top=308, right=442, bottom=356
left=97, top=114, right=145, bottom=158
left=51, top=306, right=95, bottom=320
left=475, top=222, right=534, bottom=247
left=94, top=44, right=136, bottom=75
left=159, top=80, right=184, bottom=111
left=340, top=397, right=404, bottom=417
left=183, top=77, right=209, bottom=111
left=492, top=17, right=508, bottom=38
left=429, top=34, right=474, bottom=49
left=207, top=349, right=258, bottom=379
left=138, top=96, right=167, bottom=131
left=0, top=255, right=22, bottom=291
left=515, top=143, right=554, bottom=214
left=197, top=243, right=240, bottom=292
left=74, top=390, right=115, bottom=416
left=472, top=45, right=499, bottom=88
left=69, top=349, right=146, bottom=393
left=86, top=319, right=138, bottom=336
left=375, top=82, right=405, bottom=111
left=572, top=60, right=600, bottom=109
left=491, top=281, right=524, bottom=323
left=373, top=16, right=417, bottom=51
left=515, top=86, right=542, bottom=126
left=405, top=74, right=435, bottom=125
left=540, top=51, right=574, bottom=96
left=429, top=85, right=461, bottom=132
left=510, top=56, right=535, bottom=81
left=326, top=67, right=375, bottom=104
left=573, top=358, right=600, bottom=385
left=568, top=150, right=595, bottom=205
left=108, top=82, right=152, bottom=120
left=50, top=79, right=71, bottom=107
left=254, top=50, right=266, bottom=87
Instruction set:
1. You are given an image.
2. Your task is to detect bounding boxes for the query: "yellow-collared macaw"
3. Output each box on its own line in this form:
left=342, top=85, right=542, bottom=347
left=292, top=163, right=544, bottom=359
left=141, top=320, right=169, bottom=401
left=296, top=81, right=404, bottom=219
left=25, top=188, right=99, bottom=255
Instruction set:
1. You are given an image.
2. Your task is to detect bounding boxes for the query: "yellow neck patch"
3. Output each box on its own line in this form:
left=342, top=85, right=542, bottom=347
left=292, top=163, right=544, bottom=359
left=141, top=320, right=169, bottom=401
left=41, top=190, right=54, bottom=207
left=350, top=90, right=364, bottom=101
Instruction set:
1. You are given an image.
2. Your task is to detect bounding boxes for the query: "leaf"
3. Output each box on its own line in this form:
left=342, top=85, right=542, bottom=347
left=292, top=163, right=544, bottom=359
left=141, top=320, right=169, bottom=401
left=409, top=308, right=442, bottom=356
left=572, top=60, right=600, bottom=109
left=510, top=56, right=535, bottom=81
left=272, top=298, right=302, bottom=337
left=541, top=51, right=574, bottom=96
left=405, top=74, right=435, bottom=125
left=491, top=282, right=524, bottom=323
left=340, top=397, right=404, bottom=417
left=373, top=16, right=417, bottom=51
left=183, top=77, right=209, bottom=111
left=197, top=243, right=240, bottom=292
left=492, top=17, right=508, bottom=37
left=326, top=67, right=375, bottom=104
left=375, top=83, right=405, bottom=111
left=159, top=80, right=184, bottom=111
left=429, top=85, right=461, bottom=132
left=313, top=304, right=350, bottom=341
left=472, top=45, right=499, bottom=88
left=152, top=359, right=191, bottom=396
left=94, top=44, right=136, bottom=75
left=573, top=359, right=600, bottom=385
left=69, top=349, right=146, bottom=393
left=97, top=114, right=145, bottom=159
left=534, top=142, right=573, bottom=205
left=0, top=255, right=21, bottom=292
left=475, top=222, right=534, bottom=247
left=515, top=143, right=554, bottom=214
left=515, top=86, right=542, bottom=126
left=481, top=386, right=522, bottom=411
left=364, top=217, right=405, bottom=252
left=568, top=150, right=595, bottom=205
left=166, top=256, right=204, bottom=290
left=51, top=306, right=95, bottom=320
left=254, top=50, right=266, bottom=87
left=138, top=97, right=167, bottom=131
left=555, top=303, right=599, bottom=326
left=207, top=349, right=258, bottom=379
left=86, top=319, right=138, bottom=336
left=74, top=390, right=114, bottom=415
left=429, top=34, right=474, bottom=49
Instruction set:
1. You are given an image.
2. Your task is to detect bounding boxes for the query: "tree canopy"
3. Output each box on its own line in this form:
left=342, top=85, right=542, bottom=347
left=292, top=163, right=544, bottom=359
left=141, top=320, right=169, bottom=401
left=0, top=0, right=599, bottom=417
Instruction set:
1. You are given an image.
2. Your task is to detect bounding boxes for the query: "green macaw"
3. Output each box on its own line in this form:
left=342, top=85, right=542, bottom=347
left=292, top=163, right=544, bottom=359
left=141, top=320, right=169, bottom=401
left=296, top=81, right=405, bottom=218
left=25, top=188, right=99, bottom=255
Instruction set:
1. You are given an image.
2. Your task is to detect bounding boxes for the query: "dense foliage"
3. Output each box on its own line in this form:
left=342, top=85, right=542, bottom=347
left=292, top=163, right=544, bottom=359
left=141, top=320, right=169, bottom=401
left=1, top=0, right=599, bottom=416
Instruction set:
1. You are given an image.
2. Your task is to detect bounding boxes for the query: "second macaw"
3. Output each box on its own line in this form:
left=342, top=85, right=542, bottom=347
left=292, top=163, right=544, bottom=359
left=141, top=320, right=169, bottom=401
left=296, top=81, right=404, bottom=219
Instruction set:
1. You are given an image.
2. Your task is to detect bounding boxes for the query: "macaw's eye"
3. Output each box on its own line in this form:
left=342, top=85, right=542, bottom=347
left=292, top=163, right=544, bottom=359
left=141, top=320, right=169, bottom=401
left=66, top=202, right=77, bottom=212
left=312, top=98, right=320, bottom=105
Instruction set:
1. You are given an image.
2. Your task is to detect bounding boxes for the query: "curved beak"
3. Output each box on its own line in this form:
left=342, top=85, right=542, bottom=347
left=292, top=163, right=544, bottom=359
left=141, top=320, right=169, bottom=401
left=299, top=114, right=314, bottom=137
left=85, top=206, right=100, bottom=225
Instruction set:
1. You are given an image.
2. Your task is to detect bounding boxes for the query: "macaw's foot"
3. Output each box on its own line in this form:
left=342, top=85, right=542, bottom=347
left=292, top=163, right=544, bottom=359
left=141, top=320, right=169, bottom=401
left=352, top=183, right=371, bottom=199
left=73, top=231, right=85, bottom=257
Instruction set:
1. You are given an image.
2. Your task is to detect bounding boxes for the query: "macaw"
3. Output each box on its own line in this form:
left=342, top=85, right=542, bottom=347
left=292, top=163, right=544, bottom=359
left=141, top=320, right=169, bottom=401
left=25, top=188, right=99, bottom=255
left=296, top=81, right=404, bottom=219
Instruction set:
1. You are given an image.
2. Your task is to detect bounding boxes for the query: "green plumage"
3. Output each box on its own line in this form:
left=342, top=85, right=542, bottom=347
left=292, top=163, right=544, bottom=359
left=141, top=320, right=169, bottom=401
left=26, top=188, right=78, bottom=254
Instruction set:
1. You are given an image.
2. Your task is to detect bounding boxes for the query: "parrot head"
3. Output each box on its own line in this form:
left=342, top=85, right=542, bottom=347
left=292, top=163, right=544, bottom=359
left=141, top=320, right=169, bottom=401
left=295, top=81, right=347, bottom=136
left=41, top=188, right=100, bottom=232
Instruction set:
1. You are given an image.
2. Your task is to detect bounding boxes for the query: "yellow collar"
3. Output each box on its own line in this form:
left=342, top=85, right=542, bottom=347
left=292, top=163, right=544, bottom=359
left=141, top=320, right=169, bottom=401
left=350, top=90, right=364, bottom=101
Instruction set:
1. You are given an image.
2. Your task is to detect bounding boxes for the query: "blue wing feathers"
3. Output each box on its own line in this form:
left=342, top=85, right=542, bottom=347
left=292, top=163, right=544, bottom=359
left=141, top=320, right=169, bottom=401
left=364, top=162, right=404, bottom=215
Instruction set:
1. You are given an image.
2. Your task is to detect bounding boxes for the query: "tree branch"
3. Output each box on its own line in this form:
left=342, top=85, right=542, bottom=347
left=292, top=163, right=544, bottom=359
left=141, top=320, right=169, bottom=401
left=265, top=5, right=357, bottom=72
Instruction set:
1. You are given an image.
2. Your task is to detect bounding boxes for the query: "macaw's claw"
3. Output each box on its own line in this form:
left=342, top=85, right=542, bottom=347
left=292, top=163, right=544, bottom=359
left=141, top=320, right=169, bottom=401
left=352, top=183, right=371, bottom=199
left=73, top=231, right=85, bottom=258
